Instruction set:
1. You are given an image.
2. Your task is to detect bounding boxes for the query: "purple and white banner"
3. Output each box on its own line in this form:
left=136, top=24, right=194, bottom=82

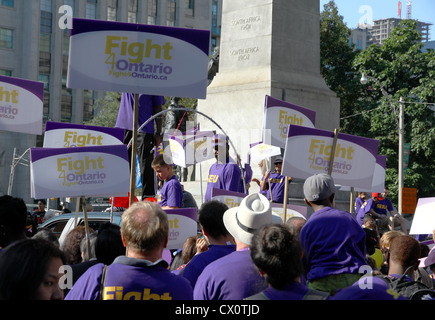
left=30, top=145, right=130, bottom=198
left=339, top=155, right=386, bottom=193
left=163, top=130, right=215, bottom=168
left=409, top=198, right=435, bottom=235
left=263, top=95, right=316, bottom=149
left=67, top=19, right=210, bottom=98
left=211, top=188, right=306, bottom=222
left=0, top=75, right=43, bottom=135
left=163, top=208, right=197, bottom=249
left=44, top=121, right=125, bottom=148
left=282, top=125, right=379, bottom=190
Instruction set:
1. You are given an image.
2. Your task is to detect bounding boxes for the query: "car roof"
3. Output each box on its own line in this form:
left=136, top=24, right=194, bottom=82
left=39, top=211, right=122, bottom=228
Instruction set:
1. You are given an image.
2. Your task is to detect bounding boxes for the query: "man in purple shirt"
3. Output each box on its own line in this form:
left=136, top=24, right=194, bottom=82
left=182, top=200, right=236, bottom=287
left=193, top=193, right=282, bottom=300
left=65, top=201, right=192, bottom=300
left=116, top=93, right=164, bottom=200
left=260, top=157, right=292, bottom=203
left=204, top=134, right=242, bottom=202
left=299, top=174, right=367, bottom=295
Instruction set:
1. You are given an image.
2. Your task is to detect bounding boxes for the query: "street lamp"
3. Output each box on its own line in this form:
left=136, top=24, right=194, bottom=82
left=360, top=72, right=405, bottom=214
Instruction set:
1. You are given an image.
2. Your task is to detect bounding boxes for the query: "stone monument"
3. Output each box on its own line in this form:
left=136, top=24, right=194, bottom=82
left=195, top=0, right=345, bottom=212
left=197, top=0, right=340, bottom=147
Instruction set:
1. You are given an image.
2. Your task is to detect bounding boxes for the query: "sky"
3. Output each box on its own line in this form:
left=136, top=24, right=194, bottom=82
left=319, top=0, right=435, bottom=40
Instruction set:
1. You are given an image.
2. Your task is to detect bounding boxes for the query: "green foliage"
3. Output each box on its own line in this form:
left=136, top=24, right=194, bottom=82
left=320, top=6, right=435, bottom=206
left=84, top=92, right=121, bottom=128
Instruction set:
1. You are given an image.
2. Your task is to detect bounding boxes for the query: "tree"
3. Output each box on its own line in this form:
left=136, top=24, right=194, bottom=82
left=85, top=91, right=121, bottom=128
left=320, top=1, right=365, bottom=134
left=353, top=20, right=435, bottom=205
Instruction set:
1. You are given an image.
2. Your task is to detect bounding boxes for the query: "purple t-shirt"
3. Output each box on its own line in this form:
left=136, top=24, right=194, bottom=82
left=204, top=161, right=242, bottom=202
left=193, top=249, right=267, bottom=300
left=374, top=198, right=394, bottom=215
left=158, top=175, right=183, bottom=208
left=356, top=199, right=374, bottom=225
left=182, top=244, right=236, bottom=287
left=115, top=93, right=165, bottom=133
left=299, top=207, right=367, bottom=282
left=252, top=281, right=312, bottom=300
left=354, top=197, right=365, bottom=214
left=65, top=256, right=193, bottom=300
left=262, top=172, right=287, bottom=203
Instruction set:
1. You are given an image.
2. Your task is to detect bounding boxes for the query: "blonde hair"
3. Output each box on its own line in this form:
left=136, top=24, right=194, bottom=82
left=379, top=230, right=405, bottom=250
left=121, top=201, right=168, bottom=252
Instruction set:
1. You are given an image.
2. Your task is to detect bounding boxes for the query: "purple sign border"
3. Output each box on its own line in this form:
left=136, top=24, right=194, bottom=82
left=31, top=145, right=129, bottom=163
left=70, top=18, right=210, bottom=56
left=265, top=95, right=316, bottom=126
left=45, top=121, right=125, bottom=142
left=288, top=125, right=379, bottom=158
left=0, top=75, right=44, bottom=102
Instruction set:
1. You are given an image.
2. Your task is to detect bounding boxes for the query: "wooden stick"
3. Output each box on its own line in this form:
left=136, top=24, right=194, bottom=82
left=129, top=93, right=139, bottom=205
left=328, top=129, right=339, bottom=176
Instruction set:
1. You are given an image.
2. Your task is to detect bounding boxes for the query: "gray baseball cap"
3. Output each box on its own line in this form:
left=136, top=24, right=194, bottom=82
left=303, top=174, right=336, bottom=202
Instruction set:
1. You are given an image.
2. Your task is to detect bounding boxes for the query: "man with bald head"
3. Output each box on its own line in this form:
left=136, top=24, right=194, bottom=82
left=66, top=201, right=192, bottom=300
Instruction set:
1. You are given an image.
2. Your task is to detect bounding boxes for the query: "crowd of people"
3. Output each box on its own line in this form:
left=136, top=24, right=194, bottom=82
left=1, top=93, right=433, bottom=301
left=1, top=171, right=434, bottom=301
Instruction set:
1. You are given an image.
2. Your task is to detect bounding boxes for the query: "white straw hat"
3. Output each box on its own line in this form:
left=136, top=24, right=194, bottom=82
left=223, top=193, right=282, bottom=245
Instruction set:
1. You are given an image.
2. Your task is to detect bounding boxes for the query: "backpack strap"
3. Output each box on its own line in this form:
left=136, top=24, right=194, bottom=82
left=302, top=288, right=330, bottom=300
left=244, top=292, right=270, bottom=300
left=99, top=265, right=108, bottom=300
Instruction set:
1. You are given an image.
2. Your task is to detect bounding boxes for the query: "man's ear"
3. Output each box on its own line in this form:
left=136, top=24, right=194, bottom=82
left=304, top=198, right=312, bottom=207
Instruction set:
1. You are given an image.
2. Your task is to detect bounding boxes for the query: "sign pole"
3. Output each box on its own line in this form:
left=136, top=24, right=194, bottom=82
left=283, top=177, right=289, bottom=223
left=129, top=94, right=139, bottom=205
left=328, top=129, right=339, bottom=176
left=350, top=187, right=355, bottom=214
left=81, top=196, right=91, bottom=261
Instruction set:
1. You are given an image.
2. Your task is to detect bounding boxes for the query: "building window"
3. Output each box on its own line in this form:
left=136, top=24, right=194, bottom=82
left=0, top=28, right=13, bottom=49
left=0, top=69, right=12, bottom=76
left=40, top=0, right=52, bottom=12
left=86, top=0, right=97, bottom=19
left=1, top=0, right=14, bottom=8
left=128, top=0, right=138, bottom=23
left=148, top=0, right=157, bottom=25
left=167, top=0, right=176, bottom=27
left=107, top=0, right=117, bottom=21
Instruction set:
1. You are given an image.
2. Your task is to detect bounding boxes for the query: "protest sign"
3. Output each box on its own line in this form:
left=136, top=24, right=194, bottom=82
left=211, top=188, right=247, bottom=209
left=409, top=198, right=435, bottom=235
left=43, top=121, right=125, bottom=148
left=30, top=145, right=130, bottom=198
left=164, top=208, right=197, bottom=250
left=282, top=125, right=379, bottom=190
left=270, top=203, right=307, bottom=222
left=263, top=95, right=316, bottom=149
left=339, top=155, right=386, bottom=193
left=0, top=75, right=43, bottom=135
left=67, top=18, right=210, bottom=99
left=249, top=141, right=282, bottom=163
left=163, top=130, right=215, bottom=168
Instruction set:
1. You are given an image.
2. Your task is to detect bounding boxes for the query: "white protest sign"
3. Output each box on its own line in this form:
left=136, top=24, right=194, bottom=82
left=67, top=19, right=210, bottom=98
left=249, top=141, right=282, bottom=163
left=164, top=208, right=197, bottom=249
left=263, top=95, right=316, bottom=149
left=43, top=121, right=125, bottom=148
left=30, top=145, right=130, bottom=198
left=0, top=75, right=43, bottom=135
left=409, top=198, right=435, bottom=235
left=282, top=125, right=379, bottom=190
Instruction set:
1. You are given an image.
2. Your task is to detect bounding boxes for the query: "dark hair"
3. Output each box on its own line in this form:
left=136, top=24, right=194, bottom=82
left=250, top=224, right=303, bottom=290
left=95, top=222, right=125, bottom=265
left=198, top=200, right=229, bottom=239
left=0, top=238, right=65, bottom=300
left=0, top=195, right=28, bottom=246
